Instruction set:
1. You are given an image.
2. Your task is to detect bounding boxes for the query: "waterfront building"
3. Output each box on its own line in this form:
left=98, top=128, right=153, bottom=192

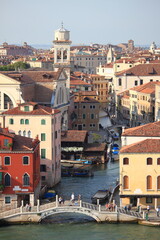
left=61, top=130, right=88, bottom=160
left=121, top=121, right=160, bottom=147
left=0, top=127, right=40, bottom=209
left=0, top=102, right=61, bottom=187
left=73, top=93, right=100, bottom=131
left=120, top=138, right=160, bottom=209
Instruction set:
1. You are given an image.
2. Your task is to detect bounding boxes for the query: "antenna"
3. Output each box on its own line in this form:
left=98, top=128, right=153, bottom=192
left=61, top=21, right=64, bottom=29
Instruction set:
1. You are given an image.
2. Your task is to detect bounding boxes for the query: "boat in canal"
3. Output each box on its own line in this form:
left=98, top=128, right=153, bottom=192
left=91, top=190, right=111, bottom=204
left=61, top=166, right=94, bottom=177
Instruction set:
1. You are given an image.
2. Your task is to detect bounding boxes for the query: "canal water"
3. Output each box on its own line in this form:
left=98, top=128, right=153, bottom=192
left=1, top=162, right=160, bottom=239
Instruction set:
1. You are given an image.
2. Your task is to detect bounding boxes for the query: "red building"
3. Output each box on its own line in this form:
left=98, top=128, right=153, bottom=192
left=0, top=128, right=40, bottom=210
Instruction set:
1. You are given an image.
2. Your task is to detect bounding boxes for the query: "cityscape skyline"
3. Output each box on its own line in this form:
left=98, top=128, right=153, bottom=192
left=1, top=0, right=160, bottom=47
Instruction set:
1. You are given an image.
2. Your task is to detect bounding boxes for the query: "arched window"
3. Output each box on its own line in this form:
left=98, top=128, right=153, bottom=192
left=147, top=175, right=152, bottom=190
left=157, top=158, right=160, bottom=165
left=18, top=130, right=21, bottom=135
left=123, top=158, right=129, bottom=165
left=28, top=131, right=31, bottom=138
left=4, top=173, right=11, bottom=186
left=157, top=176, right=160, bottom=190
left=23, top=173, right=30, bottom=186
left=20, top=119, right=24, bottom=124
left=41, top=119, right=46, bottom=125
left=147, top=158, right=152, bottom=165
left=4, top=93, right=13, bottom=109
left=25, top=119, right=29, bottom=125
left=23, top=130, right=26, bottom=137
left=123, top=175, right=129, bottom=189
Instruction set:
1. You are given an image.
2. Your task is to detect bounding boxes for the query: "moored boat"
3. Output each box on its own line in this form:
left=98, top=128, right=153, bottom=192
left=91, top=190, right=111, bottom=204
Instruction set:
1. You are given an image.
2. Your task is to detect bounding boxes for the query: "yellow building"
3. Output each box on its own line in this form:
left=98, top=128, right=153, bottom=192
left=120, top=139, right=160, bottom=209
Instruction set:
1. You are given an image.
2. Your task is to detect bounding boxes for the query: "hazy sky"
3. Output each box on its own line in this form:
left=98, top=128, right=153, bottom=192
left=0, top=0, right=160, bottom=47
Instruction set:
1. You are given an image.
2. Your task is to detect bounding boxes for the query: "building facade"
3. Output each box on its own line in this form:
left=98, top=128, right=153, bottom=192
left=0, top=102, right=61, bottom=187
left=0, top=128, right=40, bottom=210
left=120, top=139, right=160, bottom=209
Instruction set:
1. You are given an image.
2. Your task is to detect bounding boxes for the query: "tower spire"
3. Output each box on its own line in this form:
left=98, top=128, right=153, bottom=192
left=61, top=21, right=64, bottom=29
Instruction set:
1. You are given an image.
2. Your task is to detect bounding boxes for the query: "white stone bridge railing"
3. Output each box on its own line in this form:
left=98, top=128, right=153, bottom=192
left=0, top=196, right=143, bottom=222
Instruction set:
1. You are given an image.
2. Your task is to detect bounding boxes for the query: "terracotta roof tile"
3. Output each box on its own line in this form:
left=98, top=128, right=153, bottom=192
left=61, top=130, right=88, bottom=142
left=122, top=122, right=160, bottom=137
left=120, top=139, right=160, bottom=153
left=84, top=143, right=106, bottom=152
left=13, top=135, right=40, bottom=151
left=2, top=103, right=60, bottom=115
left=116, top=63, right=160, bottom=77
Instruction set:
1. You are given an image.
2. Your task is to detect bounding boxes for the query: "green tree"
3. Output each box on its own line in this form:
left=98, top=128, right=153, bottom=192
left=92, top=133, right=102, bottom=143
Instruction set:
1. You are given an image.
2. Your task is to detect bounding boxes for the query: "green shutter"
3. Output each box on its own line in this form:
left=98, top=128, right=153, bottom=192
left=0, top=172, right=3, bottom=184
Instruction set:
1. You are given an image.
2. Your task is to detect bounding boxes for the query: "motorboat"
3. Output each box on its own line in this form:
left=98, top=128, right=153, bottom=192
left=91, top=190, right=111, bottom=204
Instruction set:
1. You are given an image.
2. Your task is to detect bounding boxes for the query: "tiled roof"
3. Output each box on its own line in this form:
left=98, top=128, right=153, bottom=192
left=13, top=135, right=40, bottom=151
left=61, top=130, right=88, bottom=142
left=130, top=81, right=160, bottom=94
left=2, top=103, right=60, bottom=115
left=122, top=122, right=160, bottom=137
left=120, top=139, right=160, bottom=153
left=84, top=143, right=106, bottom=152
left=0, top=128, right=15, bottom=138
left=70, top=79, right=91, bottom=85
left=74, top=91, right=97, bottom=96
left=116, top=63, right=160, bottom=76
left=0, top=68, right=65, bottom=84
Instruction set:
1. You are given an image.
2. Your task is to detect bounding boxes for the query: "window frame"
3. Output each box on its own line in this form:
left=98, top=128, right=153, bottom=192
left=41, top=119, right=46, bottom=125
left=41, top=133, right=46, bottom=141
left=41, top=149, right=46, bottom=159
left=23, top=156, right=29, bottom=165
left=4, top=156, right=10, bottom=165
left=23, top=173, right=30, bottom=186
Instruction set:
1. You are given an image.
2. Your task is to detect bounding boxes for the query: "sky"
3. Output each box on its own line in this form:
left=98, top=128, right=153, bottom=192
left=0, top=0, right=160, bottom=48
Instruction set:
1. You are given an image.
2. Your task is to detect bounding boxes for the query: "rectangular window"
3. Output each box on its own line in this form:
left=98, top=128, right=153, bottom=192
left=23, top=156, right=29, bottom=165
left=41, top=149, right=46, bottom=159
left=40, top=164, right=46, bottom=172
left=24, top=106, right=29, bottom=112
left=135, top=80, right=138, bottom=86
left=41, top=133, right=46, bottom=141
left=4, top=139, right=9, bottom=147
left=5, top=196, right=11, bottom=204
left=140, top=79, right=143, bottom=85
left=55, top=131, right=57, bottom=139
left=118, top=78, right=122, bottom=86
left=4, top=156, right=10, bottom=165
left=41, top=176, right=46, bottom=181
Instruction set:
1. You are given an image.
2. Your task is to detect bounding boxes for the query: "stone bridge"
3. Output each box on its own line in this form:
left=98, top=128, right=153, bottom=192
left=0, top=198, right=143, bottom=224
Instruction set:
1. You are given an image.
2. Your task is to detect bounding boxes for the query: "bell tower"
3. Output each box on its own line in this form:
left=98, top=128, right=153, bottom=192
left=53, top=23, right=72, bottom=89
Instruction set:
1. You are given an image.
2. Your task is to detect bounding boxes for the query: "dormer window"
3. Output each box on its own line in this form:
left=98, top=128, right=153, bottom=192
left=24, top=106, right=29, bottom=112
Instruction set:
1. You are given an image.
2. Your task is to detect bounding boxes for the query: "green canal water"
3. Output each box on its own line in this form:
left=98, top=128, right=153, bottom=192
left=1, top=223, right=160, bottom=240
left=1, top=162, right=160, bottom=239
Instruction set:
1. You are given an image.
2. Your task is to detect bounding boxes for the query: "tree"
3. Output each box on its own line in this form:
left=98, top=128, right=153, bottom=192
left=92, top=133, right=101, bottom=143
left=0, top=61, right=30, bottom=71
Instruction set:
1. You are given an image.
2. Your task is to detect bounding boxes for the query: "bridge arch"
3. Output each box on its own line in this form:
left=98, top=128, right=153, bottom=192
left=39, top=208, right=102, bottom=223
